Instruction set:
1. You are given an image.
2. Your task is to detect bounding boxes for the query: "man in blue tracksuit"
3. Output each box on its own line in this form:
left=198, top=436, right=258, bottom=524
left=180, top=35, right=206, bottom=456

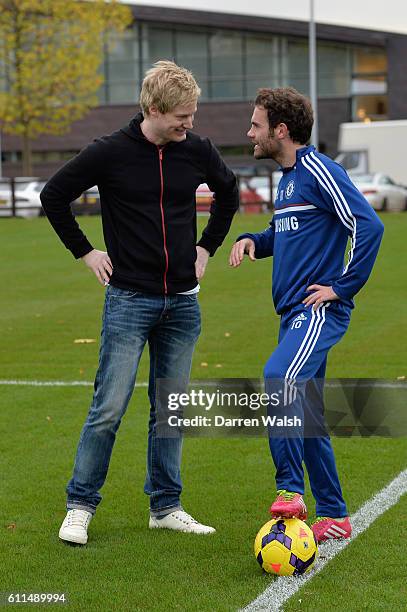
left=230, top=87, right=384, bottom=542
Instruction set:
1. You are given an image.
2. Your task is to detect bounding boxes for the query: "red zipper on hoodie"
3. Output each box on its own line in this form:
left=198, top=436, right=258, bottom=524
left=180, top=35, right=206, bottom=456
left=157, top=146, right=168, bottom=294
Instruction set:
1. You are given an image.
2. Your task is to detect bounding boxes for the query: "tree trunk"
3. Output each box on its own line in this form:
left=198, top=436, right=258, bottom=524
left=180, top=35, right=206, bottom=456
left=22, top=132, right=33, bottom=176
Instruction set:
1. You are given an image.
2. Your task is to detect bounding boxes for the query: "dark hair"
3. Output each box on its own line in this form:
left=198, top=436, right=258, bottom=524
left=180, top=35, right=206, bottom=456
left=255, top=87, right=314, bottom=144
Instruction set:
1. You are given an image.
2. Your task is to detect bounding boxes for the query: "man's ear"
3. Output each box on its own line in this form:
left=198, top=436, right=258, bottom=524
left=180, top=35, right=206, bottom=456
left=275, top=123, right=289, bottom=140
left=149, top=105, right=159, bottom=118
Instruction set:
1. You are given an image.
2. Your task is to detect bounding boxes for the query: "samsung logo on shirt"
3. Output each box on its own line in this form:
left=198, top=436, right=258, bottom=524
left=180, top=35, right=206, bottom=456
left=275, top=216, right=299, bottom=232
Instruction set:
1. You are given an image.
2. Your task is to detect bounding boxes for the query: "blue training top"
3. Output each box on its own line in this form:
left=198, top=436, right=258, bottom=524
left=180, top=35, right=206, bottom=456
left=238, top=145, right=384, bottom=315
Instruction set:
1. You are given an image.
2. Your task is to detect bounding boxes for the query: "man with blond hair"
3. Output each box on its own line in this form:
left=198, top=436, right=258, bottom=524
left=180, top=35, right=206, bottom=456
left=41, top=61, right=239, bottom=544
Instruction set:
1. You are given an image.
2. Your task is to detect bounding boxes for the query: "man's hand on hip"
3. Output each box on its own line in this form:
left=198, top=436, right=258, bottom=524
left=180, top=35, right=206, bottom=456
left=82, top=249, right=113, bottom=286
left=303, top=284, right=339, bottom=310
left=229, top=238, right=256, bottom=268
left=195, top=246, right=210, bottom=281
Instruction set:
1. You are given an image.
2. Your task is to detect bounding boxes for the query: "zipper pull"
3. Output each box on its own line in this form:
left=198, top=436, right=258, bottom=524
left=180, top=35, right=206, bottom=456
left=158, top=147, right=163, bottom=161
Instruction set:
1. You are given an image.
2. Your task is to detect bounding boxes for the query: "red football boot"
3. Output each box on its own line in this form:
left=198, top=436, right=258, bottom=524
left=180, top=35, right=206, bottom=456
left=311, top=516, right=352, bottom=542
left=269, top=489, right=308, bottom=520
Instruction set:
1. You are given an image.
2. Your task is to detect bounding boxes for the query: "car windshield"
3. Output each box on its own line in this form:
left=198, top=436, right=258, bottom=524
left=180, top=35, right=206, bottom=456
left=352, top=174, right=374, bottom=184
left=249, top=177, right=269, bottom=188
left=14, top=183, right=32, bottom=192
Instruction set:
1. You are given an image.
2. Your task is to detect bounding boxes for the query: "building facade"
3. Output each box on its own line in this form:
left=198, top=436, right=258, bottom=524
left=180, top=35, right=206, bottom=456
left=2, top=4, right=406, bottom=177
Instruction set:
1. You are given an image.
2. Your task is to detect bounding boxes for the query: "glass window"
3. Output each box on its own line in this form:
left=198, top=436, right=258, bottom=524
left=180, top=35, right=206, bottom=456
left=176, top=31, right=207, bottom=79
left=246, top=36, right=279, bottom=95
left=142, top=25, right=174, bottom=73
left=352, top=46, right=387, bottom=98
left=107, top=29, right=139, bottom=62
left=107, top=61, right=138, bottom=82
left=96, top=23, right=388, bottom=108
left=378, top=175, right=394, bottom=185
left=318, top=43, right=351, bottom=96
left=352, top=174, right=374, bottom=184
left=175, top=30, right=209, bottom=100
left=353, top=48, right=387, bottom=74
left=102, top=27, right=140, bottom=105
left=353, top=94, right=387, bottom=121
left=285, top=40, right=309, bottom=95
left=109, top=82, right=140, bottom=105
left=285, top=40, right=351, bottom=96
left=209, top=31, right=243, bottom=99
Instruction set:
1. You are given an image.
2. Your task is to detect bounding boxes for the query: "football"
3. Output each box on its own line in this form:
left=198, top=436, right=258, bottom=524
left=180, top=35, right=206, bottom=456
left=254, top=518, right=318, bottom=576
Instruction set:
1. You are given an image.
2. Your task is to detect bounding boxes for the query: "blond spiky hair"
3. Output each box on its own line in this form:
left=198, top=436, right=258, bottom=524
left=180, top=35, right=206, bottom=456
left=140, top=60, right=201, bottom=115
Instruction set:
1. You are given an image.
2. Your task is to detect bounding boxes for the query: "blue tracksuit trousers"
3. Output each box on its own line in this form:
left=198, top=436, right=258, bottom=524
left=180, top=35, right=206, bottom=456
left=264, top=301, right=351, bottom=517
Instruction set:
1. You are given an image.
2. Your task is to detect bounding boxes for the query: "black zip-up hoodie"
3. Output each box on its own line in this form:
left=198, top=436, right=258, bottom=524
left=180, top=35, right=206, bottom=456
left=40, top=113, right=239, bottom=294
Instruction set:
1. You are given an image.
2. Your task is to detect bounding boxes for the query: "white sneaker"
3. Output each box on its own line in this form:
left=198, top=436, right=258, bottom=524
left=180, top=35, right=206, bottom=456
left=59, top=509, right=92, bottom=545
left=149, top=510, right=215, bottom=534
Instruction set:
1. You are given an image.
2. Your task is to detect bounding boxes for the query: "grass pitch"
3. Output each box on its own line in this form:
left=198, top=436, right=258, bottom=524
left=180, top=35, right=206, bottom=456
left=1, top=214, right=407, bottom=611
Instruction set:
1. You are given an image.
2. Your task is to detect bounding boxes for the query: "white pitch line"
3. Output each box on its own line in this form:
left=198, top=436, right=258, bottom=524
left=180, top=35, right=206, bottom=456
left=242, top=468, right=407, bottom=612
left=0, top=379, right=404, bottom=389
left=0, top=379, right=148, bottom=387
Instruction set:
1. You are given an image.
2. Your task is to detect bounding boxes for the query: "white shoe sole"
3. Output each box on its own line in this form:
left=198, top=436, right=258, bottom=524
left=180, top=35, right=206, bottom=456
left=149, top=517, right=215, bottom=534
left=58, top=529, right=87, bottom=545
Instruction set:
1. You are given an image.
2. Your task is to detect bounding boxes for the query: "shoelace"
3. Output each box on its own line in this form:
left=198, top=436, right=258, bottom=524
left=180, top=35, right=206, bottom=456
left=66, top=510, right=90, bottom=527
left=313, top=516, right=329, bottom=524
left=313, top=516, right=345, bottom=524
left=276, top=489, right=297, bottom=501
left=173, top=511, right=198, bottom=525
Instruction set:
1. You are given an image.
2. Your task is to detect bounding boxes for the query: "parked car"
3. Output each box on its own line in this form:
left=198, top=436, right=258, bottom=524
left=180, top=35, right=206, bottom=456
left=351, top=173, right=407, bottom=211
left=239, top=180, right=265, bottom=213
left=70, top=186, right=101, bottom=215
left=230, top=163, right=273, bottom=178
left=70, top=183, right=217, bottom=216
left=272, top=171, right=282, bottom=205
left=195, top=183, right=214, bottom=213
left=247, top=176, right=273, bottom=204
left=71, top=184, right=218, bottom=216
left=0, top=178, right=45, bottom=217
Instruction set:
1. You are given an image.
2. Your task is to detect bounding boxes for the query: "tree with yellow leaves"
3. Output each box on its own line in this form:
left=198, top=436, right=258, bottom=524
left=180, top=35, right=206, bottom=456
left=0, top=0, right=133, bottom=175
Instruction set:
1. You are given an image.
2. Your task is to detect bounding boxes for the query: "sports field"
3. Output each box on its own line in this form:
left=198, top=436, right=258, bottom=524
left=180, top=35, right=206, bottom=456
left=1, top=213, right=406, bottom=611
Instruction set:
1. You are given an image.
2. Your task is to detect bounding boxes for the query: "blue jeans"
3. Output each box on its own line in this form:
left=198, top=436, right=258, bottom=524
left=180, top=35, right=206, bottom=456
left=66, top=285, right=201, bottom=517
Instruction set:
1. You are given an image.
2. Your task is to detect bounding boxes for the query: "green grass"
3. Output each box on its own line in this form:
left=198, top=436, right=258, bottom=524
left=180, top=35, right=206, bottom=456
left=284, top=497, right=407, bottom=612
left=1, top=214, right=406, bottom=611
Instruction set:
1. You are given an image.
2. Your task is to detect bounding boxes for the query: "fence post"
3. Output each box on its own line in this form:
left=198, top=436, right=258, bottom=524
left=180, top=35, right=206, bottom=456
left=11, top=177, right=16, bottom=217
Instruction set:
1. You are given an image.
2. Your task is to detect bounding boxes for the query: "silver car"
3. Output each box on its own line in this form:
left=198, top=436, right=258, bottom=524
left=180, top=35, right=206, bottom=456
left=0, top=178, right=45, bottom=218
left=351, top=173, right=407, bottom=212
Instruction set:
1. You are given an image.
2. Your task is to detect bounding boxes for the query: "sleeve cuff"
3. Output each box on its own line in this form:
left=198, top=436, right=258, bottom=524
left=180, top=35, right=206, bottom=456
left=72, top=239, right=94, bottom=259
left=197, top=235, right=219, bottom=256
left=236, top=232, right=256, bottom=242
left=331, top=283, right=352, bottom=301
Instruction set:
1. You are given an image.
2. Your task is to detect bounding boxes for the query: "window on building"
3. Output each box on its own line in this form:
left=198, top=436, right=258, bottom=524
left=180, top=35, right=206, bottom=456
left=142, top=25, right=174, bottom=72
left=285, top=40, right=309, bottom=95
left=318, top=43, right=351, bottom=96
left=102, top=28, right=140, bottom=104
left=354, top=47, right=387, bottom=74
left=246, top=35, right=279, bottom=95
left=2, top=151, right=22, bottom=163
left=96, top=23, right=388, bottom=111
left=352, top=47, right=387, bottom=120
left=285, top=40, right=352, bottom=97
left=353, top=94, right=388, bottom=121
left=209, top=31, right=244, bottom=99
left=31, top=151, right=79, bottom=163
left=175, top=30, right=209, bottom=100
